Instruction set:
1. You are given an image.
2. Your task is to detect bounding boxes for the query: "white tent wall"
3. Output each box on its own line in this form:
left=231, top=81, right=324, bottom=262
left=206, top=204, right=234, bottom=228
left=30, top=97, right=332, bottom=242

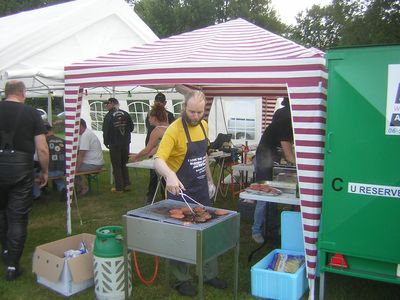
left=79, top=89, right=183, bottom=153
left=0, top=0, right=158, bottom=97
left=207, top=96, right=264, bottom=145
left=80, top=89, right=264, bottom=153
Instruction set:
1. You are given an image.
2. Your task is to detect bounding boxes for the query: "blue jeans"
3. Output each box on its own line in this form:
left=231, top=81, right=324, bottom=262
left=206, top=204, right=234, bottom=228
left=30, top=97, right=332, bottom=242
left=251, top=153, right=279, bottom=236
left=49, top=170, right=65, bottom=192
left=252, top=200, right=279, bottom=236
left=252, top=201, right=267, bottom=235
left=33, top=170, right=65, bottom=198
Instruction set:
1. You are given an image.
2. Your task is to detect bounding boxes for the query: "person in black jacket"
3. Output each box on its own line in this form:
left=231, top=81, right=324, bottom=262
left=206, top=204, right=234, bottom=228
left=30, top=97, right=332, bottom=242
left=102, top=98, right=134, bottom=193
left=144, top=93, right=175, bottom=202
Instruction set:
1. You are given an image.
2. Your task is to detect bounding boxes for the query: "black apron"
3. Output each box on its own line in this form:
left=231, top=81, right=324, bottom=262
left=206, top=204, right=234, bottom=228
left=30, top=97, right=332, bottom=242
left=167, top=119, right=210, bottom=206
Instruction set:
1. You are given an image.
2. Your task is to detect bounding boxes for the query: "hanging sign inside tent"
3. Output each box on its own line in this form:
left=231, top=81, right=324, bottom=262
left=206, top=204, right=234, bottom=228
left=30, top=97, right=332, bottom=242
left=386, top=64, right=400, bottom=135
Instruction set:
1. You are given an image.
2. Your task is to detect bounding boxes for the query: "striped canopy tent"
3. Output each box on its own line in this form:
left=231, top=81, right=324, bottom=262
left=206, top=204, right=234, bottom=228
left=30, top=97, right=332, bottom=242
left=64, top=18, right=326, bottom=298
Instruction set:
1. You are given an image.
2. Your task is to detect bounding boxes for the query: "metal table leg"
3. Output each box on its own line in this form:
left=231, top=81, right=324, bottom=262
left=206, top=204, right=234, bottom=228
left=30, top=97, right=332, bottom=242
left=151, top=176, right=162, bottom=204
left=214, top=156, right=225, bottom=203
left=165, top=258, right=170, bottom=290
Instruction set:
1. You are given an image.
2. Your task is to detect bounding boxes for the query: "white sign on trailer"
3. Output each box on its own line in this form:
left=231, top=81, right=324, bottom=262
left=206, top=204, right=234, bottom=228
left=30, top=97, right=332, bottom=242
left=348, top=182, right=400, bottom=198
left=385, top=65, right=400, bottom=135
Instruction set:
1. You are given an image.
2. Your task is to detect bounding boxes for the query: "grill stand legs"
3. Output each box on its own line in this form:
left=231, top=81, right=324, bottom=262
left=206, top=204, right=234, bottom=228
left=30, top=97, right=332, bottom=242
left=196, top=231, right=205, bottom=300
left=233, top=241, right=239, bottom=300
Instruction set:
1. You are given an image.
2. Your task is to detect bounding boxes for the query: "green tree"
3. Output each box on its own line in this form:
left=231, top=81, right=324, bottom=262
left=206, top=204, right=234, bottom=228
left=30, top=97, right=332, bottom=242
left=133, top=0, right=286, bottom=38
left=289, top=0, right=400, bottom=51
left=0, top=0, right=71, bottom=17
left=289, top=0, right=362, bottom=50
left=133, top=0, right=181, bottom=37
left=341, top=0, right=400, bottom=45
left=226, top=0, right=286, bottom=34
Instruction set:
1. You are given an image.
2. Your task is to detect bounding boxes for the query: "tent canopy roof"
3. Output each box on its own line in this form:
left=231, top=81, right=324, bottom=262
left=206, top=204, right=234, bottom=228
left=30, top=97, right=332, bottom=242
left=0, top=0, right=158, bottom=96
left=71, top=18, right=323, bottom=68
left=65, top=18, right=326, bottom=95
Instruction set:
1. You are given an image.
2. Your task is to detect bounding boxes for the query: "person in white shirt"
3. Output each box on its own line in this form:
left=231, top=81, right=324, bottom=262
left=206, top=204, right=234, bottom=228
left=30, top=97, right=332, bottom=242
left=76, top=119, right=104, bottom=195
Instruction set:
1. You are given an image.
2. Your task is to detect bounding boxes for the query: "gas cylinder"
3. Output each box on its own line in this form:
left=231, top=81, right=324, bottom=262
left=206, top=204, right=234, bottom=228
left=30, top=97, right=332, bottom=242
left=93, top=226, right=132, bottom=300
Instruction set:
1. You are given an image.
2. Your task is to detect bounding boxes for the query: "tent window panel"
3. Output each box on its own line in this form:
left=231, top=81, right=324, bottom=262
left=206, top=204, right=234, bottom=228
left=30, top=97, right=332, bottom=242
left=89, top=100, right=107, bottom=131
left=228, top=117, right=256, bottom=140
left=172, top=99, right=183, bottom=118
left=137, top=124, right=146, bottom=133
left=127, top=100, right=150, bottom=134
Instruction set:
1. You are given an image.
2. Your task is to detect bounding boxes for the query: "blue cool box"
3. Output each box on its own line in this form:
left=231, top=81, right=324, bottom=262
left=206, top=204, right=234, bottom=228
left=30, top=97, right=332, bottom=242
left=251, top=211, right=308, bottom=300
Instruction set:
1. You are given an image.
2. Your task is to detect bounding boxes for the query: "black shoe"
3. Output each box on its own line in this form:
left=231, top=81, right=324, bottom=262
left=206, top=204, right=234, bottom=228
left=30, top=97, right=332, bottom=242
left=175, top=281, right=197, bottom=296
left=5, top=266, right=22, bottom=281
left=205, top=277, right=227, bottom=289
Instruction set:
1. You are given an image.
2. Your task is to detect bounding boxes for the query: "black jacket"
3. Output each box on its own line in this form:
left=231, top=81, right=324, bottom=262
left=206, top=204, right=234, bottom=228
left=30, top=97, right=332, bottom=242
left=102, top=109, right=134, bottom=147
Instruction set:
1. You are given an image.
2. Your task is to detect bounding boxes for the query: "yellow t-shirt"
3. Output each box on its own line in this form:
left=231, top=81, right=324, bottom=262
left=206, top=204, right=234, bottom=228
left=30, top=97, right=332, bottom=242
left=155, top=118, right=209, bottom=172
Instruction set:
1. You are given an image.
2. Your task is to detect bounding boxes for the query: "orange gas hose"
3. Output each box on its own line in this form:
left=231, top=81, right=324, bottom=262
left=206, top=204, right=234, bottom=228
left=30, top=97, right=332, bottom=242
left=132, top=250, right=159, bottom=286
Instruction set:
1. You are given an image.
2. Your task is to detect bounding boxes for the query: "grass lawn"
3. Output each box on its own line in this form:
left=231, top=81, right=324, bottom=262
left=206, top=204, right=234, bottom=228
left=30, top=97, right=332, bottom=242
left=1, top=153, right=399, bottom=299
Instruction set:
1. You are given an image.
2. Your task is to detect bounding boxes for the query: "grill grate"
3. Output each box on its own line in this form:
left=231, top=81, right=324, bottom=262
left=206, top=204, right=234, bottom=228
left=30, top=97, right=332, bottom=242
left=127, top=199, right=233, bottom=228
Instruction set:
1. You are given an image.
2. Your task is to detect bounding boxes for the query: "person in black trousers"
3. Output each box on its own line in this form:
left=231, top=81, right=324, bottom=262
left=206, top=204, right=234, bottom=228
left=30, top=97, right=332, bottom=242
left=102, top=98, right=134, bottom=193
left=0, top=80, right=49, bottom=280
left=145, top=93, right=175, bottom=202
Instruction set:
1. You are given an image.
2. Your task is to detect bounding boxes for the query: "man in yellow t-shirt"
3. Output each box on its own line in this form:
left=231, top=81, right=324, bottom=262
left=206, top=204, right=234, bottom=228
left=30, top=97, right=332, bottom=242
left=154, top=90, right=226, bottom=296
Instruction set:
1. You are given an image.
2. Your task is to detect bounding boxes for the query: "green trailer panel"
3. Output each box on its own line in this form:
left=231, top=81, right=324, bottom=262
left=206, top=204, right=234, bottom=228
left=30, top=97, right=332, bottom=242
left=319, top=45, right=400, bottom=282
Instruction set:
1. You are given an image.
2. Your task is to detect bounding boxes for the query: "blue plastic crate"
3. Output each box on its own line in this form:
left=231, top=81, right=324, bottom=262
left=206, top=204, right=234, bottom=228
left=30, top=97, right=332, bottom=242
left=251, top=211, right=308, bottom=300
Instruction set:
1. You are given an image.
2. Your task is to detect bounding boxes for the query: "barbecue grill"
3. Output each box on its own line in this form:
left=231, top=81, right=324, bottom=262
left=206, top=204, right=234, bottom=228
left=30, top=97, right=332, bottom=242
left=123, top=199, right=240, bottom=299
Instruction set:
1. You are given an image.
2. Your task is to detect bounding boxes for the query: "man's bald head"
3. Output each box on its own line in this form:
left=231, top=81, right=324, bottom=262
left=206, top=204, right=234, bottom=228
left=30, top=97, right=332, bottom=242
left=5, top=80, right=26, bottom=102
left=183, top=90, right=206, bottom=126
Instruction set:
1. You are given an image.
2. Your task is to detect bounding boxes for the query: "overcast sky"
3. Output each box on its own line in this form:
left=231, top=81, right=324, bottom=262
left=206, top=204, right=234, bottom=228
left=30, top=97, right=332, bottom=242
left=271, top=0, right=332, bottom=25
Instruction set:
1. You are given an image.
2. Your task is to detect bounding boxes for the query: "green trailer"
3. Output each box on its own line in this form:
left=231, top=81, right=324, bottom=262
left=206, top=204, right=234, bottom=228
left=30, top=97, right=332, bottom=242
left=318, top=45, right=400, bottom=298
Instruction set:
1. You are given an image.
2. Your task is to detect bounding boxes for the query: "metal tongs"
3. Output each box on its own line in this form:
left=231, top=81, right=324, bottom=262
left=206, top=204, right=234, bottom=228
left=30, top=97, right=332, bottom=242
left=178, top=188, right=204, bottom=215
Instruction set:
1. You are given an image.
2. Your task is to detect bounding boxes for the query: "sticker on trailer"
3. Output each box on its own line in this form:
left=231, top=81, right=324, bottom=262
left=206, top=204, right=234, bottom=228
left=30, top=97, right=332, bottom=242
left=386, top=64, right=400, bottom=135
left=348, top=182, right=400, bottom=198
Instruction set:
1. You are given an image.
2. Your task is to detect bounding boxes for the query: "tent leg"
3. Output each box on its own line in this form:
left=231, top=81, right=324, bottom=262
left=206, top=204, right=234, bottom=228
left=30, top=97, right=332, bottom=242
left=319, top=271, right=325, bottom=300
left=47, top=91, right=53, bottom=125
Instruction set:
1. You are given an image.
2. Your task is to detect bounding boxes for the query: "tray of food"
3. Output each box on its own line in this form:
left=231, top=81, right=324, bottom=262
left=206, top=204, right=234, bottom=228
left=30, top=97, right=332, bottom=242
left=264, top=181, right=296, bottom=194
left=245, top=183, right=282, bottom=196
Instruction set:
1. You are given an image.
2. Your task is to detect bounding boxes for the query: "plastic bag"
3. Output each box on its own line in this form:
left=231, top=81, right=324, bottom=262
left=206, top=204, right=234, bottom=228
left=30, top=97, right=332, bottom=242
left=208, top=181, right=216, bottom=198
left=267, top=253, right=305, bottom=273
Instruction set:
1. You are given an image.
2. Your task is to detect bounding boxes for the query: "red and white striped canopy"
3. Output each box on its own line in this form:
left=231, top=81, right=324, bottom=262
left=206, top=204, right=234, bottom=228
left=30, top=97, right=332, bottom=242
left=64, top=18, right=326, bottom=297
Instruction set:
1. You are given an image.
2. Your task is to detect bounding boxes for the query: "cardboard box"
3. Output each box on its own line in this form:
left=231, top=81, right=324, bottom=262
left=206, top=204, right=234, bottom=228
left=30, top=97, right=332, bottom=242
left=251, top=211, right=308, bottom=300
left=32, top=233, right=96, bottom=297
